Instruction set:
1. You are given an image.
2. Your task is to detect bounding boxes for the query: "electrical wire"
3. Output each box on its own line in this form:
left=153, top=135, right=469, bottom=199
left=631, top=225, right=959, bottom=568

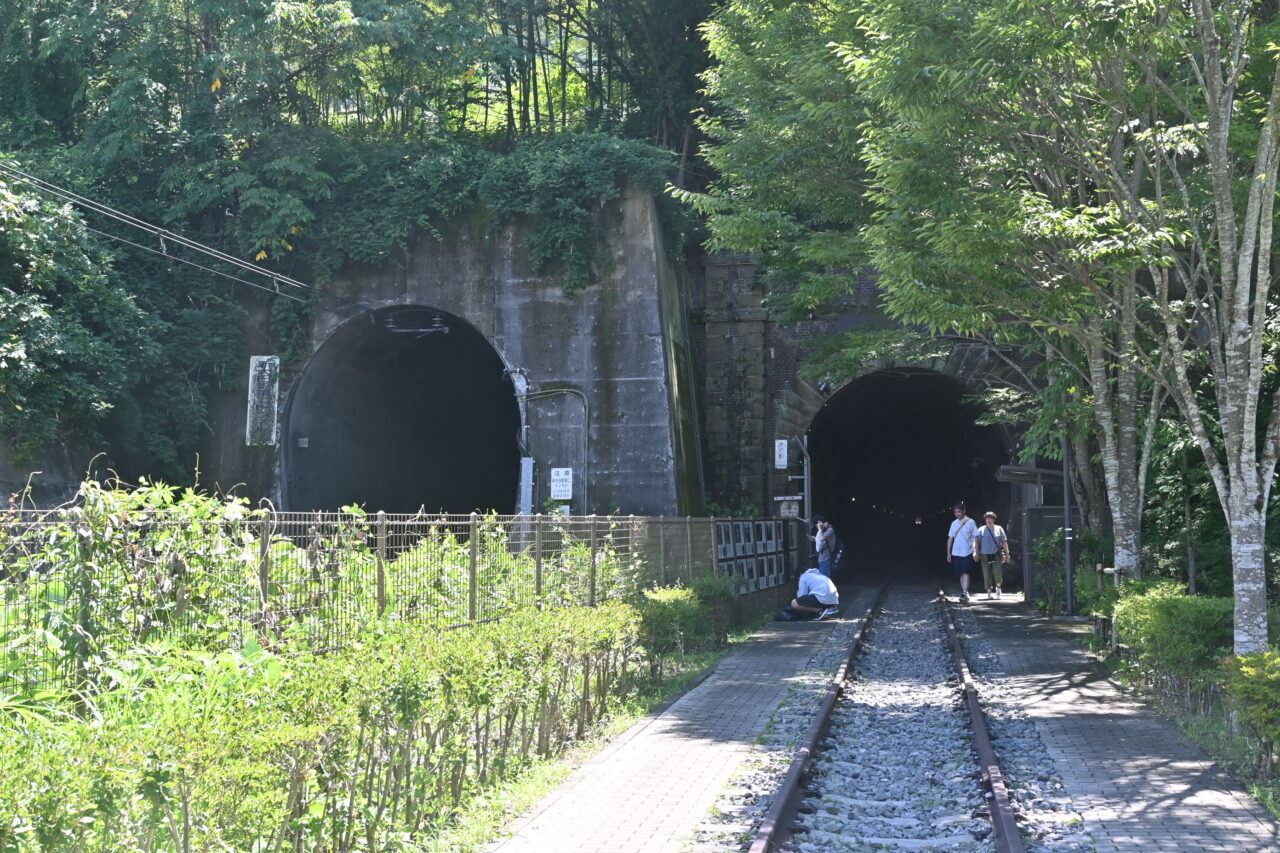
left=0, top=161, right=310, bottom=294
left=62, top=212, right=307, bottom=304
left=0, top=161, right=382, bottom=317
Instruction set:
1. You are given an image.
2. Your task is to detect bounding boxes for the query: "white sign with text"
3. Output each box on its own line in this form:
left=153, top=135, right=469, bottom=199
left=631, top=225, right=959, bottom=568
left=774, top=438, right=789, bottom=469
left=550, top=467, right=573, bottom=500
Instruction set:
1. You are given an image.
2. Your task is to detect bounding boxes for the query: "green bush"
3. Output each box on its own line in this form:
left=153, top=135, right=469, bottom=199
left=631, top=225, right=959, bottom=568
left=1112, top=582, right=1234, bottom=691
left=637, top=585, right=701, bottom=677
left=0, top=602, right=640, bottom=851
left=1223, top=649, right=1280, bottom=749
left=690, top=573, right=737, bottom=648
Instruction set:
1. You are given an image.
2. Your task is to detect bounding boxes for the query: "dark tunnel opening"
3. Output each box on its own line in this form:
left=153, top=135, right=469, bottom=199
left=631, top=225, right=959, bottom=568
left=284, top=306, right=521, bottom=513
left=807, top=369, right=1010, bottom=586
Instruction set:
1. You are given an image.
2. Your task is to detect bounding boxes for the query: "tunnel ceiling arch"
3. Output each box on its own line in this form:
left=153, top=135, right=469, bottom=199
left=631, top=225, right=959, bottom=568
left=284, top=305, right=521, bottom=513
left=807, top=368, right=1010, bottom=576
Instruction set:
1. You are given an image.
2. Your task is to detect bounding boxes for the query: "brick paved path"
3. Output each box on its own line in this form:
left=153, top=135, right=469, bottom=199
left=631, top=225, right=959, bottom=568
left=970, top=598, right=1280, bottom=853
left=489, top=589, right=874, bottom=853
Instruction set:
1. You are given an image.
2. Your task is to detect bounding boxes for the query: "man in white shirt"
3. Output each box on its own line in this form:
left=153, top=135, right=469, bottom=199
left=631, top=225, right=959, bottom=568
left=946, top=503, right=978, bottom=602
left=787, top=566, right=840, bottom=620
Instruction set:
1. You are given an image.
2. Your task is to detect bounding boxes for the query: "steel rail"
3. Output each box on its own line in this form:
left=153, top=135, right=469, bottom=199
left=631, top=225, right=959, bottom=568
left=939, top=594, right=1027, bottom=853
left=748, top=582, right=888, bottom=853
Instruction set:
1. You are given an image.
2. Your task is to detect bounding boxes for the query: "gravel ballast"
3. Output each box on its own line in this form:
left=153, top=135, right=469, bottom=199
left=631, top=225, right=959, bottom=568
left=688, top=585, right=1095, bottom=853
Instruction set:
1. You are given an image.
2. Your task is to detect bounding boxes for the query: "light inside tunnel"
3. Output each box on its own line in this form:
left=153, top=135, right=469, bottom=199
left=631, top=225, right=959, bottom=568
left=806, top=369, right=1009, bottom=581
left=284, top=306, right=521, bottom=513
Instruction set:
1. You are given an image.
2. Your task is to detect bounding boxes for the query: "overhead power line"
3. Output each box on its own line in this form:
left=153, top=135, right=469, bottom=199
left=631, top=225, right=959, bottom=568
left=32, top=204, right=308, bottom=304
left=0, top=161, right=314, bottom=300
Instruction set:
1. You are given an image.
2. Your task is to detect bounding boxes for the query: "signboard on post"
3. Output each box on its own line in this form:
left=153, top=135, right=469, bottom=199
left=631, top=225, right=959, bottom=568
left=774, top=438, right=789, bottom=469
left=774, top=495, right=802, bottom=518
left=549, top=467, right=573, bottom=501
left=245, top=356, right=280, bottom=446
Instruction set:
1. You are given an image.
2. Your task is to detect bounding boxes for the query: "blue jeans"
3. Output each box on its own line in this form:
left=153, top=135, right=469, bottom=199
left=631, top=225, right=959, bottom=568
left=818, top=557, right=832, bottom=578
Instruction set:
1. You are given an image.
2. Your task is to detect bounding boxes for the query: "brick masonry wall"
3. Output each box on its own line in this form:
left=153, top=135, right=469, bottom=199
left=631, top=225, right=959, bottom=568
left=688, top=252, right=881, bottom=515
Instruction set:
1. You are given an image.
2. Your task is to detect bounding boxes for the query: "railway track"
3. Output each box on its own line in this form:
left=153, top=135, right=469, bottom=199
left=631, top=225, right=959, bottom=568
left=749, top=585, right=1026, bottom=853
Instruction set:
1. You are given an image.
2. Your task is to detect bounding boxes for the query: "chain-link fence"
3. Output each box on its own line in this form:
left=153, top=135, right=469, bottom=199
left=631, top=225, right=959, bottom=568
left=0, top=508, right=805, bottom=691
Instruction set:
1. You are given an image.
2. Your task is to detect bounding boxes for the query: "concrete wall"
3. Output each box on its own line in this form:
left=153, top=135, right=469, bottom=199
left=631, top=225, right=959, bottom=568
left=272, top=187, right=697, bottom=516
left=0, top=445, right=81, bottom=506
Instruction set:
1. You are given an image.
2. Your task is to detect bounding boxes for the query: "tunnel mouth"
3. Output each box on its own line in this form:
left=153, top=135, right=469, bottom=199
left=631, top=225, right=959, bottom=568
left=807, top=368, right=1009, bottom=584
left=283, top=305, right=521, bottom=514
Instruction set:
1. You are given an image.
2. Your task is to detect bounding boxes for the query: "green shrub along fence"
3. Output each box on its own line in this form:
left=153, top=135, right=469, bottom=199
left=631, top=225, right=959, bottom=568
left=0, top=482, right=805, bottom=694
left=0, top=603, right=641, bottom=851
left=0, top=482, right=804, bottom=850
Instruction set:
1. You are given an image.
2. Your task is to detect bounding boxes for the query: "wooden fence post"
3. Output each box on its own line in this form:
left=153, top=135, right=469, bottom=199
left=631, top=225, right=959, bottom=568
left=588, top=515, right=598, bottom=607
left=534, top=513, right=544, bottom=608
left=685, top=516, right=693, bottom=581
left=376, top=510, right=388, bottom=617
left=469, top=512, right=479, bottom=622
left=258, top=511, right=272, bottom=636
left=709, top=517, right=720, bottom=575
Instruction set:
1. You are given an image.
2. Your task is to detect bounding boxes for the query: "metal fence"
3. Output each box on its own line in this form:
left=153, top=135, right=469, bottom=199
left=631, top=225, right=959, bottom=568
left=0, top=508, right=804, bottom=690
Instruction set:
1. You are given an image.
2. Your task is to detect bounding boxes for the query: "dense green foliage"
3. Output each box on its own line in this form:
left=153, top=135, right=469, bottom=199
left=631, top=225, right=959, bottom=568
left=0, top=479, right=779, bottom=848
left=1112, top=582, right=1235, bottom=693
left=0, top=603, right=640, bottom=851
left=0, top=479, right=641, bottom=696
left=0, top=181, right=151, bottom=458
left=1223, top=650, right=1280, bottom=750
left=1109, top=581, right=1280, bottom=781
left=634, top=572, right=737, bottom=678
left=679, top=0, right=868, bottom=313
left=0, top=0, right=703, bottom=480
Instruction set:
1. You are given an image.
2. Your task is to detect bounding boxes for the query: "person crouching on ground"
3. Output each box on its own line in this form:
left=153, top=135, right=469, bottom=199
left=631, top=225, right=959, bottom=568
left=789, top=565, right=840, bottom=620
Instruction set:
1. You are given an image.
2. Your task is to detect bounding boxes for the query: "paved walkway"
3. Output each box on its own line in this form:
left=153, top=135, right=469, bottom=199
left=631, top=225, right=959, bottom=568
left=970, top=596, right=1280, bottom=853
left=490, top=587, right=1280, bottom=852
left=489, top=588, right=872, bottom=853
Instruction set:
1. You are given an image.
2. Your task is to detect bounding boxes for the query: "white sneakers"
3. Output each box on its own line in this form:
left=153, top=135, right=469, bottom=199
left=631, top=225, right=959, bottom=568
left=985, top=592, right=994, bottom=600
left=995, top=588, right=1002, bottom=599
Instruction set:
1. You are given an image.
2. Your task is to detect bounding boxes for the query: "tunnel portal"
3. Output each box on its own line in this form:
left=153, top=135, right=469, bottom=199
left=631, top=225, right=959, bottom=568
left=284, top=306, right=521, bottom=514
left=807, top=369, right=1009, bottom=583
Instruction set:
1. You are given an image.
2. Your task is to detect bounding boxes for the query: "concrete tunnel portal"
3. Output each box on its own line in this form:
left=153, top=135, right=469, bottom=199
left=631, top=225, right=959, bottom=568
left=284, top=306, right=522, bottom=514
left=806, top=369, right=1010, bottom=584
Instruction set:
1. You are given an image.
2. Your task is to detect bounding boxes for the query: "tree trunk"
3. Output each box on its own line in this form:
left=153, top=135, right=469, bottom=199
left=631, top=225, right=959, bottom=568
left=1084, top=310, right=1144, bottom=580
left=1071, top=433, right=1106, bottom=536
left=1225, top=484, right=1269, bottom=654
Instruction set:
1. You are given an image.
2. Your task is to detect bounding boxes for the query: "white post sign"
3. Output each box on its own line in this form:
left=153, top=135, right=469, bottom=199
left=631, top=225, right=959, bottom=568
left=550, top=467, right=573, bottom=501
left=774, top=438, right=789, bottom=469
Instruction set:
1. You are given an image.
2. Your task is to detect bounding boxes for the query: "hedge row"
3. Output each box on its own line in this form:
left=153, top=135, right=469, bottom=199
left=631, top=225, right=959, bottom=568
left=1112, top=582, right=1280, bottom=765
left=0, top=602, right=640, bottom=852
left=635, top=574, right=737, bottom=678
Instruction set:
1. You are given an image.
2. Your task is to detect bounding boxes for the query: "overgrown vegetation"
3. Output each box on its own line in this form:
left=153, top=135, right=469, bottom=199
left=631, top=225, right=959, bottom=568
left=0, top=0, right=703, bottom=481
left=0, top=479, right=759, bottom=849
left=0, top=604, right=641, bottom=850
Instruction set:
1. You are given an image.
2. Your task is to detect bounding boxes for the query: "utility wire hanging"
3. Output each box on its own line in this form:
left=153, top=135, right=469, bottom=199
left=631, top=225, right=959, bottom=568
left=0, top=161, right=314, bottom=299
left=39, top=206, right=307, bottom=304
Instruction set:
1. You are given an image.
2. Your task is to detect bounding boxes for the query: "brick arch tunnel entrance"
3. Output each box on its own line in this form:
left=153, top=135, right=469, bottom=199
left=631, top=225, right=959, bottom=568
left=807, top=368, right=1010, bottom=583
left=283, top=305, right=521, bottom=513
